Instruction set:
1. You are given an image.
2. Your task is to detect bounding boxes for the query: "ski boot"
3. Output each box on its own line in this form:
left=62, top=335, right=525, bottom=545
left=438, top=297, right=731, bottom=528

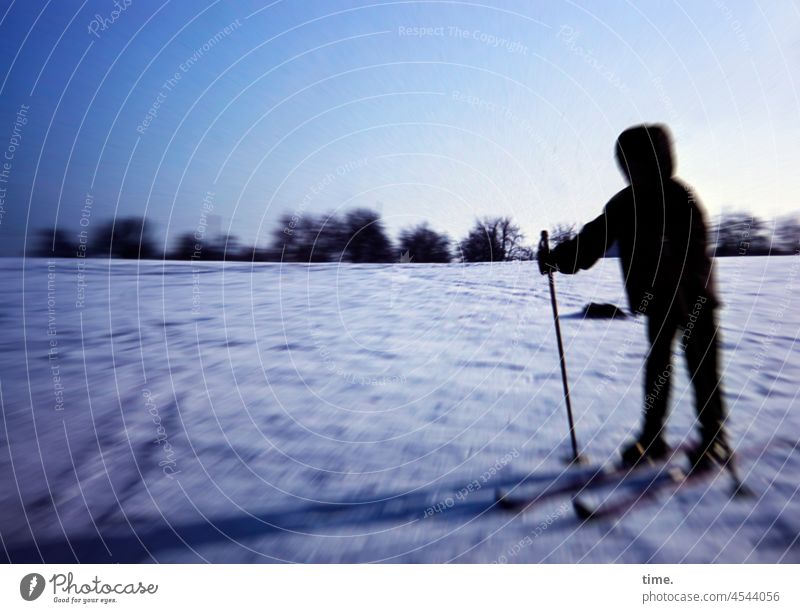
left=687, top=436, right=733, bottom=474
left=620, top=434, right=671, bottom=468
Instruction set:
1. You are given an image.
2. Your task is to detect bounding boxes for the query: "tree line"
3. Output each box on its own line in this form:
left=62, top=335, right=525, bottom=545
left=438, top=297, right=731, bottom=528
left=33, top=209, right=530, bottom=263
left=32, top=208, right=799, bottom=262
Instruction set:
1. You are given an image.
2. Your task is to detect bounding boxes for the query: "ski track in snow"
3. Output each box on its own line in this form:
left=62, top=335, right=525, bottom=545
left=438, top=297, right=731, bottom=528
left=0, top=256, right=798, bottom=563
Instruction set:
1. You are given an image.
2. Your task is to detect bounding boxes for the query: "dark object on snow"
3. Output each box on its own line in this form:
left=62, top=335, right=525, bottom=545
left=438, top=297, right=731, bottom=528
left=581, top=302, right=628, bottom=319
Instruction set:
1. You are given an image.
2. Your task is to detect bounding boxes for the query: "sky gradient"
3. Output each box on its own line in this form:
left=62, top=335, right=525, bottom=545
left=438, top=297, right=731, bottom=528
left=0, top=0, right=798, bottom=256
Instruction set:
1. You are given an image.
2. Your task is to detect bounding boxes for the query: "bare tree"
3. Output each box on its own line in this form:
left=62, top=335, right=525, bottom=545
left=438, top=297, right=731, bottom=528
left=771, top=214, right=800, bottom=255
left=91, top=217, right=157, bottom=259
left=711, top=212, right=770, bottom=256
left=458, top=217, right=530, bottom=262
left=398, top=223, right=452, bottom=263
left=270, top=208, right=393, bottom=263
left=342, top=208, right=394, bottom=263
left=271, top=212, right=347, bottom=262
left=550, top=223, right=576, bottom=246
left=32, top=228, right=74, bottom=258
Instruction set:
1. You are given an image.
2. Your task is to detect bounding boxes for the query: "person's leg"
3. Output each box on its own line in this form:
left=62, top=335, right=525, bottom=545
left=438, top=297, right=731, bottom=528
left=682, top=303, right=730, bottom=463
left=641, top=311, right=678, bottom=442
left=621, top=310, right=677, bottom=464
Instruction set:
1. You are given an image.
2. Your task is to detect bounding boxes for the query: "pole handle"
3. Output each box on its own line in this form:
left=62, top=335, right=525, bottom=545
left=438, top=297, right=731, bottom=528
left=538, top=230, right=551, bottom=275
left=539, top=230, right=550, bottom=257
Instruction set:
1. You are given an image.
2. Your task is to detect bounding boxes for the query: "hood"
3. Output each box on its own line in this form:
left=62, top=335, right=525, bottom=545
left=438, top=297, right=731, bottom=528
left=615, top=124, right=674, bottom=185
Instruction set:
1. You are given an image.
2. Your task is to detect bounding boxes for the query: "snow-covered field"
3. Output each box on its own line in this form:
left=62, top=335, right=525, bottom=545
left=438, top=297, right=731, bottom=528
left=1, top=256, right=798, bottom=563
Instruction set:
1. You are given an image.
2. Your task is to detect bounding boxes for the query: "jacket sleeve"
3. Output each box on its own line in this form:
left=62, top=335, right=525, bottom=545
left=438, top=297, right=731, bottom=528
left=550, top=207, right=618, bottom=274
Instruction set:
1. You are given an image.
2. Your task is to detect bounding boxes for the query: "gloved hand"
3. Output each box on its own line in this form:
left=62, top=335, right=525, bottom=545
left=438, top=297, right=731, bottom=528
left=537, top=231, right=557, bottom=275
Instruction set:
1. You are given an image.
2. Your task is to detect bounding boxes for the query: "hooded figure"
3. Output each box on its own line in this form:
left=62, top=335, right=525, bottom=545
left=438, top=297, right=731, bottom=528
left=542, top=124, right=730, bottom=470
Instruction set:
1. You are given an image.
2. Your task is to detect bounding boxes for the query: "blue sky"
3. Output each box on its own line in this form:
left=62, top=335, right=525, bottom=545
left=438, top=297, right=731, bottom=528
left=0, top=0, right=798, bottom=255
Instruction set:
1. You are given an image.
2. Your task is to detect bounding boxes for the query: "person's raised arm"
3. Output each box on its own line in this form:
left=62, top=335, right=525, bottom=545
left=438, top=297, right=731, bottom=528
left=544, top=208, right=617, bottom=274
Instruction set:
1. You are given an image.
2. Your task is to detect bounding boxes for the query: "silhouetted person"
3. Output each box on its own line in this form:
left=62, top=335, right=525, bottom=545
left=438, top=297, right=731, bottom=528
left=539, top=124, right=730, bottom=471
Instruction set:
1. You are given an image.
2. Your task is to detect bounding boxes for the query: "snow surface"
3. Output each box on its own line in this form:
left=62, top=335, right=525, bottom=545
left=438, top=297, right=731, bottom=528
left=0, top=256, right=798, bottom=563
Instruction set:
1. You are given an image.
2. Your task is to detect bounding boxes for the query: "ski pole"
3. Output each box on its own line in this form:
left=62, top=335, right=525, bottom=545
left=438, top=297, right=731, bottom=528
left=539, top=230, right=582, bottom=464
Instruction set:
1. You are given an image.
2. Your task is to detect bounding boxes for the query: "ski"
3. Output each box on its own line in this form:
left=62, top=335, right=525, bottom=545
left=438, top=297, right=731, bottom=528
left=572, top=457, right=720, bottom=520
left=495, top=443, right=698, bottom=511
left=496, top=437, right=772, bottom=514
left=495, top=461, right=663, bottom=511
